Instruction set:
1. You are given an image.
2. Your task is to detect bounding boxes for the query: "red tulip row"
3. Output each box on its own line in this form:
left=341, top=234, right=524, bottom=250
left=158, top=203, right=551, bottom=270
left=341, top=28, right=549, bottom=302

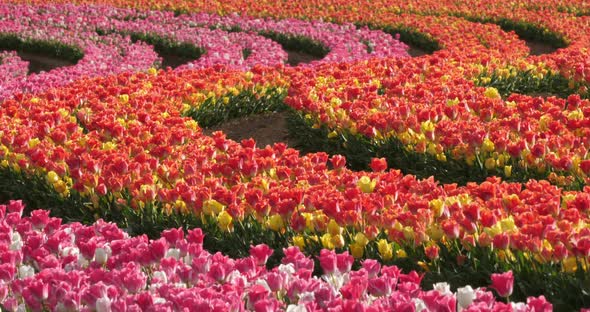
left=0, top=64, right=588, bottom=271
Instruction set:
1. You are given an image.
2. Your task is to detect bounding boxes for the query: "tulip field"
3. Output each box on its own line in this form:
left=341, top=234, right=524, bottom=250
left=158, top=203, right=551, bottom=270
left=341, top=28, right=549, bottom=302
left=2, top=0, right=590, bottom=311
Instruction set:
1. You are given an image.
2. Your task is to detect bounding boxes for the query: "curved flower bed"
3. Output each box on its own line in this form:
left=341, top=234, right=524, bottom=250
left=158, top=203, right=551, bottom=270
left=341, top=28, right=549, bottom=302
left=0, top=51, right=28, bottom=92
left=0, top=0, right=590, bottom=310
left=0, top=65, right=588, bottom=308
left=0, top=5, right=160, bottom=101
left=0, top=201, right=555, bottom=311
left=37, top=4, right=410, bottom=67
left=283, top=8, right=590, bottom=187
left=0, top=3, right=410, bottom=100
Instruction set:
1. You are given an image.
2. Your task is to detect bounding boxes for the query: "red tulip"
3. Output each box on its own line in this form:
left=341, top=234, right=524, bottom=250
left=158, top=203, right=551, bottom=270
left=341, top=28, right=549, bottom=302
left=370, top=157, right=388, bottom=172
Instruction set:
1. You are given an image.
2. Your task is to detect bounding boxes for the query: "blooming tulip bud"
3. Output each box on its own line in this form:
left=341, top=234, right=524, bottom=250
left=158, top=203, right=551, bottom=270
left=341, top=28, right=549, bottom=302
left=96, top=296, right=111, bottom=312
left=484, top=87, right=500, bottom=99
left=217, top=210, right=233, bottom=232
left=433, top=282, right=452, bottom=296
left=267, top=214, right=285, bottom=232
left=250, top=244, right=273, bottom=266
left=370, top=158, right=388, bottom=172
left=377, top=239, right=393, bottom=261
left=425, top=245, right=440, bottom=260
left=457, top=286, right=476, bottom=311
left=490, top=270, right=514, bottom=297
left=320, top=233, right=335, bottom=250
left=350, top=242, right=364, bottom=259
left=18, top=265, right=34, bottom=279
left=292, top=236, right=306, bottom=250
left=327, top=219, right=342, bottom=236
left=357, top=176, right=376, bottom=193
left=94, top=247, right=109, bottom=265
left=354, top=232, right=369, bottom=247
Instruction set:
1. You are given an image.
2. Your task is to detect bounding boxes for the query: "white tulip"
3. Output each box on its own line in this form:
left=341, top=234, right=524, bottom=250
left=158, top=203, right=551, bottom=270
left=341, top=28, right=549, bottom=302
left=10, top=232, right=22, bottom=251
left=511, top=302, right=527, bottom=312
left=457, top=285, right=476, bottom=311
left=153, top=271, right=167, bottom=284
left=165, top=248, right=180, bottom=259
left=298, top=291, right=315, bottom=303
left=413, top=298, right=427, bottom=312
left=286, top=304, right=307, bottom=312
left=95, top=296, right=111, bottom=312
left=94, top=247, right=109, bottom=265
left=18, top=265, right=34, bottom=279
left=433, top=282, right=452, bottom=296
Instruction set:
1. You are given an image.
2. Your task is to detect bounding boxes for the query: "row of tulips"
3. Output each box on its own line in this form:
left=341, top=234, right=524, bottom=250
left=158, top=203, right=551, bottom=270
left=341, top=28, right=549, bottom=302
left=0, top=201, right=561, bottom=311
left=279, top=3, right=590, bottom=186
left=0, top=65, right=588, bottom=304
left=0, top=4, right=160, bottom=101
left=0, top=3, right=411, bottom=100
left=64, top=4, right=410, bottom=66
left=0, top=51, right=28, bottom=90
left=29, top=0, right=590, bottom=187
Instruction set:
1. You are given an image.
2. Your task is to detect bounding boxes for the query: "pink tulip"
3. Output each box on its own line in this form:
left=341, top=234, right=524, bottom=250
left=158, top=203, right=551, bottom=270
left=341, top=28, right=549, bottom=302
left=490, top=271, right=514, bottom=298
left=319, top=249, right=338, bottom=275
left=250, top=244, right=274, bottom=266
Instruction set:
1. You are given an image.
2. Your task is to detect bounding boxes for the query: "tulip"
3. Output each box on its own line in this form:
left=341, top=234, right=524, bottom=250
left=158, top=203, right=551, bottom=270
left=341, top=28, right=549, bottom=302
left=370, top=158, right=388, bottom=172
left=250, top=244, right=273, bottom=266
left=490, top=270, right=514, bottom=298
left=357, top=176, right=376, bottom=193
left=377, top=239, right=393, bottom=261
left=217, top=210, right=233, bottom=232
left=457, top=285, right=476, bottom=311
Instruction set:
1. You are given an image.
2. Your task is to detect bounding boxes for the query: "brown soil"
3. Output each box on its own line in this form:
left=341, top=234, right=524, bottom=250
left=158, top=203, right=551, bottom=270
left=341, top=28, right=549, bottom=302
left=526, top=40, right=559, bottom=56
left=7, top=51, right=77, bottom=74
left=286, top=49, right=323, bottom=66
left=407, top=45, right=429, bottom=57
left=202, top=111, right=299, bottom=149
left=159, top=52, right=197, bottom=69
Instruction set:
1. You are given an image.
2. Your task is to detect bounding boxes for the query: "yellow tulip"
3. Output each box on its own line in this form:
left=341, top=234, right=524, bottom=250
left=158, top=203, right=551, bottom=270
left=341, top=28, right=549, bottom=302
left=321, top=233, right=335, bottom=250
left=327, top=219, right=342, bottom=236
left=357, top=176, right=376, bottom=193
left=377, top=239, right=393, bottom=261
left=350, top=242, right=364, bottom=258
left=292, top=235, right=306, bottom=249
left=217, top=211, right=233, bottom=232
left=267, top=214, right=285, bottom=232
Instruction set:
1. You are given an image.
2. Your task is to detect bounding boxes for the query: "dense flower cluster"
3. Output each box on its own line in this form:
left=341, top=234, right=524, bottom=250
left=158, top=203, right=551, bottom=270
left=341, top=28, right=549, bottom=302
left=0, top=4, right=160, bottom=101
left=0, top=201, right=556, bottom=311
left=1, top=0, right=590, bottom=309
left=0, top=51, right=28, bottom=92
left=0, top=66, right=588, bottom=273
left=0, top=3, right=409, bottom=100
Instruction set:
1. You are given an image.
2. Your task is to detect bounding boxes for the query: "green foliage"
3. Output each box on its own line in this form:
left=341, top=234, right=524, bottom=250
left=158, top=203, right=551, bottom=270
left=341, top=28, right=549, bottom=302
left=285, top=109, right=563, bottom=187
left=0, top=33, right=84, bottom=63
left=257, top=31, right=330, bottom=58
left=183, top=88, right=287, bottom=128
left=477, top=69, right=578, bottom=99
left=355, top=22, right=441, bottom=53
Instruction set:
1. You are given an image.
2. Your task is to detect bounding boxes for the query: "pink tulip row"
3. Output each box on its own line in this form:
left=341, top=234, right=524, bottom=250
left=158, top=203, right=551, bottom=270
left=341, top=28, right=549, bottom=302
left=63, top=4, right=410, bottom=65
left=0, top=51, right=28, bottom=90
left=97, top=16, right=288, bottom=70
left=0, top=200, right=557, bottom=312
left=14, top=4, right=410, bottom=67
left=0, top=4, right=159, bottom=101
left=174, top=12, right=411, bottom=65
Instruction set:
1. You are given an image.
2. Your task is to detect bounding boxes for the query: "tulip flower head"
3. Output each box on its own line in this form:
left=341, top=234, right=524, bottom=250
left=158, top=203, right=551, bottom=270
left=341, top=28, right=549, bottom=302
left=490, top=270, right=514, bottom=298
